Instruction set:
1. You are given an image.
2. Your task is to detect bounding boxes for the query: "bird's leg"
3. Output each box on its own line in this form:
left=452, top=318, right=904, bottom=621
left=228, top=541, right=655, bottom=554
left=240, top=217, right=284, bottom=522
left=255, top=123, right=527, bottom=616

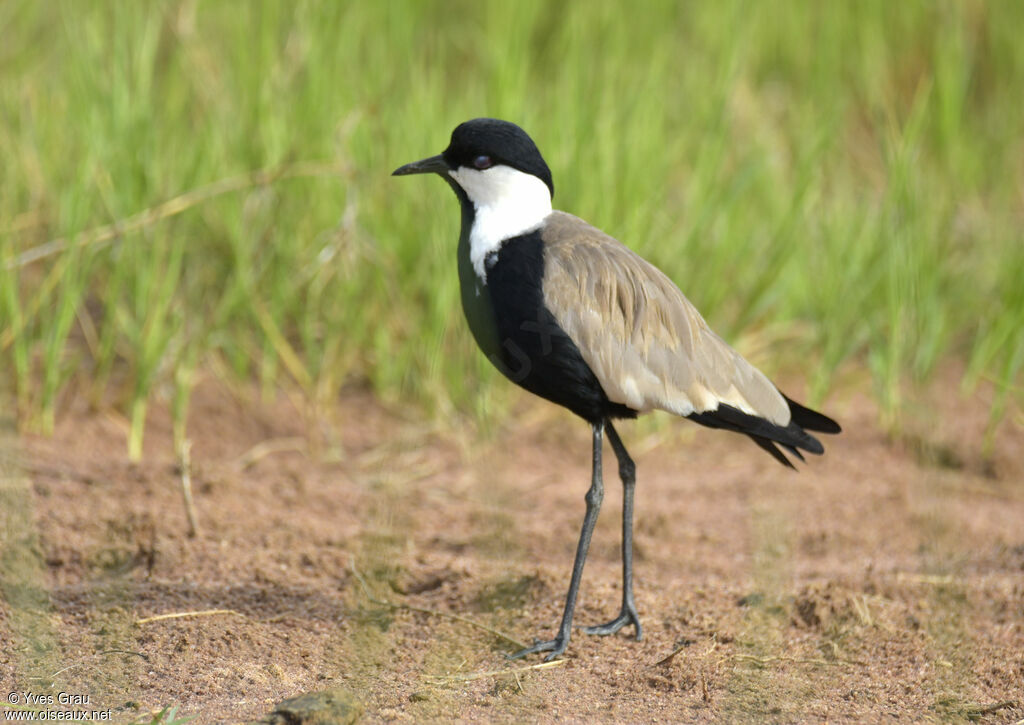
left=581, top=420, right=642, bottom=640
left=508, top=421, right=605, bottom=661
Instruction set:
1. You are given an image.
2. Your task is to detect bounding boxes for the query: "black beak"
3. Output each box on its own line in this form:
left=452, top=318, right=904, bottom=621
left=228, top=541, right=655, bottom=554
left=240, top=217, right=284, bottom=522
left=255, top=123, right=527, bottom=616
left=392, top=154, right=450, bottom=177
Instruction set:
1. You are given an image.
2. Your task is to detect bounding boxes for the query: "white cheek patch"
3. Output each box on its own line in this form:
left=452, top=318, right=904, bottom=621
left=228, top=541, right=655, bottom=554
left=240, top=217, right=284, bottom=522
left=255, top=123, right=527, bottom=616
left=448, top=165, right=552, bottom=281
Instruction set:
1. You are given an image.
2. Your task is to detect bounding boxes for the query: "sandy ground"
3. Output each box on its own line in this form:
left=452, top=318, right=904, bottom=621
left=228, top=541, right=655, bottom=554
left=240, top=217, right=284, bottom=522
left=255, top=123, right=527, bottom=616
left=1, top=372, right=1022, bottom=723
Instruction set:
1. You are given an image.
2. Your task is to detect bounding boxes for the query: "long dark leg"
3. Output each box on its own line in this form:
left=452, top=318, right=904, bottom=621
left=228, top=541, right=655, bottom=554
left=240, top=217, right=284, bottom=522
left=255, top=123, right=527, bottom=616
left=509, top=421, right=605, bottom=661
left=581, top=420, right=642, bottom=639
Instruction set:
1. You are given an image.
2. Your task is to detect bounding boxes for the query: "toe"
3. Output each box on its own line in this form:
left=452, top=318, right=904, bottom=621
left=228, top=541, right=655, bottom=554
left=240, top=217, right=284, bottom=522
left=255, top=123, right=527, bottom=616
left=508, top=637, right=566, bottom=660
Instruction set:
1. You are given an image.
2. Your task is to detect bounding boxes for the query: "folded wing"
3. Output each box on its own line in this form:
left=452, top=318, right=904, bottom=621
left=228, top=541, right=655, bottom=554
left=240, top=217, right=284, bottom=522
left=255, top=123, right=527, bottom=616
left=540, top=211, right=791, bottom=426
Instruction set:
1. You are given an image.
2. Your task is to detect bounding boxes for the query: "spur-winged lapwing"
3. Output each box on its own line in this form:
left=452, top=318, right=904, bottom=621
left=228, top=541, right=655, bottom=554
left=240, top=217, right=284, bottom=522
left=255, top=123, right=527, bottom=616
left=393, top=118, right=841, bottom=660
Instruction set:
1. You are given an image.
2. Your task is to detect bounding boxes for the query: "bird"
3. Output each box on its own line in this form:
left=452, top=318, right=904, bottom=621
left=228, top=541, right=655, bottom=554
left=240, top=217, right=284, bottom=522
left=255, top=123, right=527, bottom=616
left=393, top=118, right=840, bottom=661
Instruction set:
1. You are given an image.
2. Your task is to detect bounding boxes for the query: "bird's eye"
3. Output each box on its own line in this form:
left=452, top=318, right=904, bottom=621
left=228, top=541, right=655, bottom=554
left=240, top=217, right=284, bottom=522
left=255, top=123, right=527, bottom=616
left=473, top=155, right=493, bottom=170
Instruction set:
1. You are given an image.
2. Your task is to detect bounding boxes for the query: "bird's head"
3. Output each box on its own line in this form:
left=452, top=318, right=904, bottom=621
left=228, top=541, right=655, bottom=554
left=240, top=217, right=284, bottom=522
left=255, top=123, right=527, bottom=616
left=392, top=118, right=554, bottom=210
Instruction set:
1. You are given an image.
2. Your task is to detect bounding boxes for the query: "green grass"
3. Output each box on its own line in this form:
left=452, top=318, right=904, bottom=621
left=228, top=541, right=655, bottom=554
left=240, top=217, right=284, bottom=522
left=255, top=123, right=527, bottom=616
left=1, top=0, right=1022, bottom=456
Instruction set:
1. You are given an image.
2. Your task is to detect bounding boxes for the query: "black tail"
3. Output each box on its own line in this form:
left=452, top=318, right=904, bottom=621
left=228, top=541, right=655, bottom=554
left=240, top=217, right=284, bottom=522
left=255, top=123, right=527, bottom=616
left=686, top=394, right=840, bottom=469
left=783, top=394, right=842, bottom=434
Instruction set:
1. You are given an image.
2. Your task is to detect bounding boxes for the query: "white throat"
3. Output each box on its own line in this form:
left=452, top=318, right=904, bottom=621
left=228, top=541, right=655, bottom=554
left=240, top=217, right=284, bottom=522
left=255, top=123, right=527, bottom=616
left=448, top=165, right=552, bottom=281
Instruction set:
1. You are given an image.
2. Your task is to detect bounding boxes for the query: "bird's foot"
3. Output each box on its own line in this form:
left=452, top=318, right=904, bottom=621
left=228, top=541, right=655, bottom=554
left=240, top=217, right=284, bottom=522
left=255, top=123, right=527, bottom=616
left=507, top=635, right=569, bottom=662
left=581, top=604, right=642, bottom=640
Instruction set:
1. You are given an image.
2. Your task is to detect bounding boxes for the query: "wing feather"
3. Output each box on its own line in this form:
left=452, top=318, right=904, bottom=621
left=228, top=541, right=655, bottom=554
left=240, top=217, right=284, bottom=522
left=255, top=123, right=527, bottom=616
left=540, top=211, right=790, bottom=425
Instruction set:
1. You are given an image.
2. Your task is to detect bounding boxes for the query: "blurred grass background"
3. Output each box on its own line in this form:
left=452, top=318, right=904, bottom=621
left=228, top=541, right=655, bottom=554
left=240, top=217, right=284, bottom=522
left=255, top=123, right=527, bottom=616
left=1, top=0, right=1022, bottom=458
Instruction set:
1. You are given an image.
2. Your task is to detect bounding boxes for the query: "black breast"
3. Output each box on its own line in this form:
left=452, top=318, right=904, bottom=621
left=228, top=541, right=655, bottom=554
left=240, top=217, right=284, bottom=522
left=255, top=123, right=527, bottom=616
left=461, top=227, right=636, bottom=424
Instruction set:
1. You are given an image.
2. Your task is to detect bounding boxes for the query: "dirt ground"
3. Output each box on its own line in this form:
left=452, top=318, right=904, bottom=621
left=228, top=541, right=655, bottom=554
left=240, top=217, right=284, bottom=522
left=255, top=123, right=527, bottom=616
left=1, top=370, right=1022, bottom=723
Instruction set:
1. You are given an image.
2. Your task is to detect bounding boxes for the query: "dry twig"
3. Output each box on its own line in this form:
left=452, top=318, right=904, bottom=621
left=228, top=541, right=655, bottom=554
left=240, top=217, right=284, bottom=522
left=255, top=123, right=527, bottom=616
left=136, top=609, right=243, bottom=625
left=964, top=700, right=1016, bottom=719
left=425, top=659, right=566, bottom=683
left=234, top=436, right=307, bottom=470
left=723, top=652, right=866, bottom=668
left=178, top=439, right=199, bottom=537
left=895, top=572, right=957, bottom=586
left=653, top=636, right=716, bottom=667
left=7, top=161, right=349, bottom=269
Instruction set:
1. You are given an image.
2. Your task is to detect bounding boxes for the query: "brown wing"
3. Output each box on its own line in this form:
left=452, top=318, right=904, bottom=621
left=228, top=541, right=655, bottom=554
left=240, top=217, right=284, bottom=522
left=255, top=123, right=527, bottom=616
left=540, top=211, right=790, bottom=425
